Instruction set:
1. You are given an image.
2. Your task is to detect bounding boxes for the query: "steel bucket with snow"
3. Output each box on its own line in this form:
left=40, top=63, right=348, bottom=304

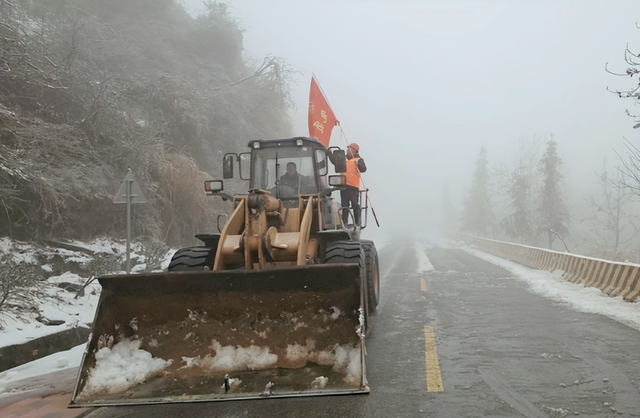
left=69, top=264, right=368, bottom=407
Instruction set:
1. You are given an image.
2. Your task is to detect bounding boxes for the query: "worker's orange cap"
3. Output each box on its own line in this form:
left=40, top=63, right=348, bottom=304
left=348, top=143, right=359, bottom=152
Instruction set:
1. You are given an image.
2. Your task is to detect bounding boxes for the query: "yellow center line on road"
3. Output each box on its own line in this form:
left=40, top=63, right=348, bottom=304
left=420, top=278, right=427, bottom=292
left=424, top=325, right=444, bottom=392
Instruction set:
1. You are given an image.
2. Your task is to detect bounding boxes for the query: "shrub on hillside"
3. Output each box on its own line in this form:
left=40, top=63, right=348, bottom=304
left=0, top=254, right=44, bottom=321
left=0, top=0, right=292, bottom=245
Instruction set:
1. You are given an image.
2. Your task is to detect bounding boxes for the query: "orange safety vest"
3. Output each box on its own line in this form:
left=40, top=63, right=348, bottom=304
left=344, top=157, right=362, bottom=189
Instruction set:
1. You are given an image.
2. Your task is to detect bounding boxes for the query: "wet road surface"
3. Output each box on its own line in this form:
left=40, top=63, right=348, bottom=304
left=3, top=243, right=639, bottom=417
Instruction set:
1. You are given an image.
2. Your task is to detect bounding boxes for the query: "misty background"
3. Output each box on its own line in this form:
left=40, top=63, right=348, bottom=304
left=183, top=0, right=639, bottom=256
left=1, top=0, right=639, bottom=261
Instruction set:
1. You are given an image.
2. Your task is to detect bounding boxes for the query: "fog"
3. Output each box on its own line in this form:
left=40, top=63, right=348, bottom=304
left=184, top=0, right=639, bottom=248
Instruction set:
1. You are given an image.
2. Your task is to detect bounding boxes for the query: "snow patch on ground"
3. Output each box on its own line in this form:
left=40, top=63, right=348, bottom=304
left=463, top=246, right=640, bottom=332
left=0, top=237, right=41, bottom=264
left=0, top=344, right=85, bottom=396
left=46, top=271, right=83, bottom=285
left=70, top=238, right=124, bottom=255
left=0, top=271, right=100, bottom=347
left=0, top=237, right=176, bottom=348
left=415, top=243, right=434, bottom=273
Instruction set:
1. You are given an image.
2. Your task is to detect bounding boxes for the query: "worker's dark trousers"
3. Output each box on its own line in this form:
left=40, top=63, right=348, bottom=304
left=340, top=186, right=360, bottom=225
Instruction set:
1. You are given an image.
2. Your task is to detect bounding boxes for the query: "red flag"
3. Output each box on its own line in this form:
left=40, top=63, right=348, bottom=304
left=308, top=76, right=338, bottom=147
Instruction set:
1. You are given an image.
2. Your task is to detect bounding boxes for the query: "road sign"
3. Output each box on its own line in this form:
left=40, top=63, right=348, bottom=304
left=113, top=170, right=147, bottom=274
left=113, top=171, right=146, bottom=204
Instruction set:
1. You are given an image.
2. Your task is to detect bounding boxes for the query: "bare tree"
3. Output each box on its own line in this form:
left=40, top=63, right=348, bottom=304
left=607, top=26, right=640, bottom=207
left=616, top=139, right=640, bottom=197
left=584, top=162, right=638, bottom=261
left=605, top=24, right=640, bottom=129
left=0, top=253, right=43, bottom=320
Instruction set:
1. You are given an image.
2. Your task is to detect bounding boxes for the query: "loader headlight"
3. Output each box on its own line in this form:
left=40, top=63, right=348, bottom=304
left=252, top=142, right=261, bottom=149
left=328, top=174, right=346, bottom=187
left=296, top=139, right=304, bottom=146
left=204, top=180, right=224, bottom=194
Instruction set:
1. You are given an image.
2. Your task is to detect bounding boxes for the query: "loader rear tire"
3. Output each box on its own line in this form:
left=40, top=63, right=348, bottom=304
left=167, top=246, right=216, bottom=271
left=362, top=240, right=380, bottom=313
left=324, top=240, right=369, bottom=325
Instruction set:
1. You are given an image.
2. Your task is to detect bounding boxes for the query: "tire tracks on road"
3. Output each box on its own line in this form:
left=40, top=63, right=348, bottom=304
left=556, top=341, right=640, bottom=416
left=478, top=367, right=547, bottom=418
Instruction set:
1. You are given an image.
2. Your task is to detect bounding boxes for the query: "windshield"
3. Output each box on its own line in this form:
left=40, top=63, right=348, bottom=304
left=251, top=145, right=318, bottom=198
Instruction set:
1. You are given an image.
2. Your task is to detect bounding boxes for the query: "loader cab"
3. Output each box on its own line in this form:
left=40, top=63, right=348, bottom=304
left=248, top=138, right=330, bottom=204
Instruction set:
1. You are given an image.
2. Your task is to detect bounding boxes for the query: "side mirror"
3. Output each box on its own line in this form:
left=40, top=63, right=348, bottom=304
left=332, top=149, right=347, bottom=173
left=223, top=154, right=235, bottom=179
left=204, top=180, right=224, bottom=195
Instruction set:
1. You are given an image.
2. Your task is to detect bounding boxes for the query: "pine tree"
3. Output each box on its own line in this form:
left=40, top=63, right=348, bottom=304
left=461, top=147, right=494, bottom=236
left=501, top=166, right=533, bottom=243
left=537, top=138, right=569, bottom=249
left=441, top=181, right=457, bottom=232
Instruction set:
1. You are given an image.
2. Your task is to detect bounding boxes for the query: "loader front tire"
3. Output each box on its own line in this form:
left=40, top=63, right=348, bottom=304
left=324, top=240, right=369, bottom=324
left=362, top=240, right=380, bottom=313
left=167, top=246, right=216, bottom=271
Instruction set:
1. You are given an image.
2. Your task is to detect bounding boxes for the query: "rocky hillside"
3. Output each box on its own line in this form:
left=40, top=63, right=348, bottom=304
left=0, top=0, right=293, bottom=246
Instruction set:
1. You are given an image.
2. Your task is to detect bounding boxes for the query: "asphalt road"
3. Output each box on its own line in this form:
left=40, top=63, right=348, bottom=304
left=4, top=243, right=639, bottom=417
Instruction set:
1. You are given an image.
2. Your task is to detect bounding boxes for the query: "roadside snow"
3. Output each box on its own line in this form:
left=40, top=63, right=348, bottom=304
left=416, top=243, right=434, bottom=273
left=0, top=344, right=85, bottom=395
left=0, top=238, right=173, bottom=348
left=69, top=238, right=123, bottom=255
left=0, top=237, right=42, bottom=264
left=463, top=246, right=640, bottom=332
left=0, top=271, right=100, bottom=347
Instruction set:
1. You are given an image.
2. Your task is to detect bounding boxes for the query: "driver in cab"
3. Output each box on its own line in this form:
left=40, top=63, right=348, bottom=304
left=280, top=162, right=301, bottom=192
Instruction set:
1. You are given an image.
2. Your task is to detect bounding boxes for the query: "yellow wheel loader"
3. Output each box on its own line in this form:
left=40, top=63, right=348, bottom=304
left=70, top=137, right=379, bottom=407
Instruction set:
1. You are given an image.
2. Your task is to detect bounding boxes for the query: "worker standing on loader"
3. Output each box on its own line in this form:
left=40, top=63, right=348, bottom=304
left=342, top=143, right=367, bottom=226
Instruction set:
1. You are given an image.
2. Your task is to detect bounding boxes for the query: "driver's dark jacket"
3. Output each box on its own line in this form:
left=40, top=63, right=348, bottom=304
left=280, top=172, right=301, bottom=187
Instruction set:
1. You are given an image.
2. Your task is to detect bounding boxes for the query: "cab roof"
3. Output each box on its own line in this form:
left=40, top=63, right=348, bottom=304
left=247, top=137, right=326, bottom=150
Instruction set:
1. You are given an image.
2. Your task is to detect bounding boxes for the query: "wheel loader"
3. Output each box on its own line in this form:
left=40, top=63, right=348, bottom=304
left=69, top=137, right=380, bottom=407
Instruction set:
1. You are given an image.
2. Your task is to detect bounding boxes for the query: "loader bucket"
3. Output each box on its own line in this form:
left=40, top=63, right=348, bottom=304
left=69, top=264, right=368, bottom=407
